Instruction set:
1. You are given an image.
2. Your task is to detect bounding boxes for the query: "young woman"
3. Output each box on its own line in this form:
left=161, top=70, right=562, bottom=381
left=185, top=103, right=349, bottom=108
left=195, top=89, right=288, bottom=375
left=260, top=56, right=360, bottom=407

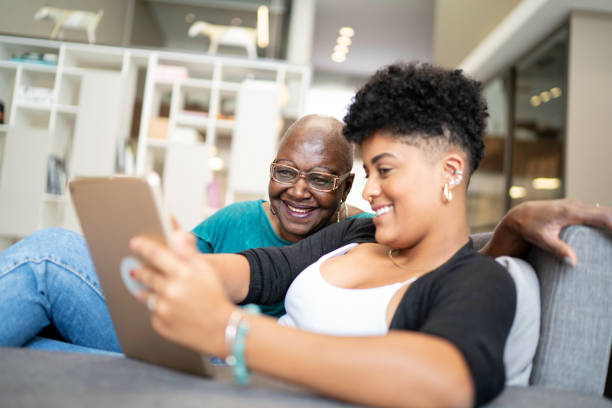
left=128, top=63, right=598, bottom=407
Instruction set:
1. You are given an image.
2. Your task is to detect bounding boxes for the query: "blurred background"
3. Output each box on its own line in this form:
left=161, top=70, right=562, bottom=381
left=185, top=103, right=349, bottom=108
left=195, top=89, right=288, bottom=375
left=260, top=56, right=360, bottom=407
left=0, top=0, right=611, bottom=246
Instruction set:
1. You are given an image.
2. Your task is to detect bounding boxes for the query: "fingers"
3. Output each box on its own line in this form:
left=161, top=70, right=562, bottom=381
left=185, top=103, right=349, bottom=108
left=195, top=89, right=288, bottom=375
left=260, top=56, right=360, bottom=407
left=132, top=264, right=166, bottom=294
left=169, top=214, right=181, bottom=230
left=130, top=236, right=180, bottom=277
left=544, top=239, right=577, bottom=268
left=171, top=230, right=198, bottom=259
left=570, top=204, right=612, bottom=230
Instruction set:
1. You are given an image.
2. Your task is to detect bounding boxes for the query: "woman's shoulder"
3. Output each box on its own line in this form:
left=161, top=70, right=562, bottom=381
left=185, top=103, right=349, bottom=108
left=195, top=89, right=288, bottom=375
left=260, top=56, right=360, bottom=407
left=192, top=200, right=266, bottom=233
left=452, top=242, right=510, bottom=273
left=346, top=204, right=374, bottom=220
left=421, top=243, right=515, bottom=295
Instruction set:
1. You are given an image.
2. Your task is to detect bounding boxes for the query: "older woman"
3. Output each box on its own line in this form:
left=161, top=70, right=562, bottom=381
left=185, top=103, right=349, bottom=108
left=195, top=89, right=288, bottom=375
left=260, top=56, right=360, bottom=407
left=0, top=114, right=365, bottom=351
left=191, top=114, right=370, bottom=316
left=130, top=63, right=612, bottom=407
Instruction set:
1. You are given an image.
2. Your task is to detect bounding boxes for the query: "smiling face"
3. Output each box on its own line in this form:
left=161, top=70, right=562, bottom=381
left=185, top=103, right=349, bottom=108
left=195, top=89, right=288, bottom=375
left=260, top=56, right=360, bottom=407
left=361, top=131, right=450, bottom=249
left=268, top=119, right=353, bottom=242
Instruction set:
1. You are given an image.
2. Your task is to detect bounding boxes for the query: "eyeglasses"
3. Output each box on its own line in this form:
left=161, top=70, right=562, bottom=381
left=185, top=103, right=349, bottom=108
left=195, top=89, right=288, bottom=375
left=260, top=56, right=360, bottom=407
left=269, top=163, right=350, bottom=192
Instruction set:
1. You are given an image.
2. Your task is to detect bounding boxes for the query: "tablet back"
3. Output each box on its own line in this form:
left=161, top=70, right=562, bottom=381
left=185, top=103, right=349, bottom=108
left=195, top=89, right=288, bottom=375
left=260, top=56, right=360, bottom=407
left=69, top=175, right=214, bottom=377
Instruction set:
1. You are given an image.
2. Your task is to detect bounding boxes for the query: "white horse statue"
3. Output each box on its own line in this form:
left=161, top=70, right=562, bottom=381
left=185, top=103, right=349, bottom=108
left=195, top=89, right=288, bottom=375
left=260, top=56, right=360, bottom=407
left=188, top=21, right=257, bottom=59
left=34, top=6, right=104, bottom=44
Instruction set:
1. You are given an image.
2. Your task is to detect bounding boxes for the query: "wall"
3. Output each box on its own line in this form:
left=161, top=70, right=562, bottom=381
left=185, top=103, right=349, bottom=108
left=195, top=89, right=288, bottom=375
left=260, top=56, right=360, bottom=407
left=130, top=0, right=164, bottom=48
left=0, top=0, right=129, bottom=45
left=565, top=11, right=612, bottom=206
left=433, top=0, right=522, bottom=68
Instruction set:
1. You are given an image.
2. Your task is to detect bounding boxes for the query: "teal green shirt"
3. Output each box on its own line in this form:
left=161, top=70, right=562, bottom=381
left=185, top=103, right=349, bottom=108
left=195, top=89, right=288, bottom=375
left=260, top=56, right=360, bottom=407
left=191, top=199, right=373, bottom=317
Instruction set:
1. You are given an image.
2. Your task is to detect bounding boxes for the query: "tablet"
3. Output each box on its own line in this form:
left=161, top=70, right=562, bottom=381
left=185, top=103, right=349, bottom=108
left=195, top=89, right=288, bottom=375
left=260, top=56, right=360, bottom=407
left=69, top=174, right=215, bottom=377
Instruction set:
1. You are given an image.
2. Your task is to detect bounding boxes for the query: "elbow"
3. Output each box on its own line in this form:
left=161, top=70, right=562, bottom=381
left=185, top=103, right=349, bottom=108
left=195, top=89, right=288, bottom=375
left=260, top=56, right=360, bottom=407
left=427, top=369, right=474, bottom=408
left=402, top=341, right=475, bottom=408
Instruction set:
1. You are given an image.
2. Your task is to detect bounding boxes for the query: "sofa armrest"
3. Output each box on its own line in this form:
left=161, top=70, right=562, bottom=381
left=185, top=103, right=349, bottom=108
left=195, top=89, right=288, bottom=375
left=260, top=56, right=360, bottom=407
left=527, top=225, right=612, bottom=395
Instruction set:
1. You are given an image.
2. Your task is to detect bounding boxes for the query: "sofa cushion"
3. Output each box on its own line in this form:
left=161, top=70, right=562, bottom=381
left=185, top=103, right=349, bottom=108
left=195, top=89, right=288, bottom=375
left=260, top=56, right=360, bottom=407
left=483, top=385, right=612, bottom=408
left=0, top=347, right=352, bottom=408
left=495, top=256, right=540, bottom=386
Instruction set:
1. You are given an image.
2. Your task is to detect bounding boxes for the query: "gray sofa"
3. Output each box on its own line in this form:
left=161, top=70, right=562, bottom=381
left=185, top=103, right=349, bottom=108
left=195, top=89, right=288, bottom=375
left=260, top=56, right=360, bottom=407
left=1, top=225, right=611, bottom=407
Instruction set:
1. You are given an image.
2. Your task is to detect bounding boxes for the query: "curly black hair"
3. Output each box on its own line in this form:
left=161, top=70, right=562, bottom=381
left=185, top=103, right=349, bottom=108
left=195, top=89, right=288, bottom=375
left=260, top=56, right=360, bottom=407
left=343, top=62, right=488, bottom=173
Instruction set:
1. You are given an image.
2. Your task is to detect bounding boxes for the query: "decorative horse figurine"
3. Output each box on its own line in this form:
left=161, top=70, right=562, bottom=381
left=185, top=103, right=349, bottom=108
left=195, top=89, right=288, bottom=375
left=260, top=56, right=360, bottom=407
left=188, top=21, right=257, bottom=59
left=34, top=6, right=104, bottom=44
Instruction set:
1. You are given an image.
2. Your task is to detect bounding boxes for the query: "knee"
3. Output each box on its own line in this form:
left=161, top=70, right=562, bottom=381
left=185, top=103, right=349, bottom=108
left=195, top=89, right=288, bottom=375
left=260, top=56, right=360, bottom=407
left=13, top=228, right=88, bottom=257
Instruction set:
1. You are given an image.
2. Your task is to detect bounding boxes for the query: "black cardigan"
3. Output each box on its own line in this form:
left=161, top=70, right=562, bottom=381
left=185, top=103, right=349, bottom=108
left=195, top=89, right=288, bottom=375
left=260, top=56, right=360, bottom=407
left=239, top=218, right=516, bottom=406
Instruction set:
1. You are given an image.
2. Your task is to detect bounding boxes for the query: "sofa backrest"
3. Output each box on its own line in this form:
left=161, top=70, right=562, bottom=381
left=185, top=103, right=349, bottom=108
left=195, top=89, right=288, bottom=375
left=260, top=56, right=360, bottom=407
left=527, top=225, right=612, bottom=394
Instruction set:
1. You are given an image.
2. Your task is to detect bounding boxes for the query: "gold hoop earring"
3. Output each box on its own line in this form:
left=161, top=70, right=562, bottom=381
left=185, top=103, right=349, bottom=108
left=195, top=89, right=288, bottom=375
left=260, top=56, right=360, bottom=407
left=270, top=203, right=277, bottom=215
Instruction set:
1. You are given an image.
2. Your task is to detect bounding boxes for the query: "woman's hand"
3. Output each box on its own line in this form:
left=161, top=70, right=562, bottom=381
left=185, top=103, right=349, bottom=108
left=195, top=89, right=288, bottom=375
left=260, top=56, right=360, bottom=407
left=482, top=199, right=612, bottom=266
left=129, top=223, right=236, bottom=357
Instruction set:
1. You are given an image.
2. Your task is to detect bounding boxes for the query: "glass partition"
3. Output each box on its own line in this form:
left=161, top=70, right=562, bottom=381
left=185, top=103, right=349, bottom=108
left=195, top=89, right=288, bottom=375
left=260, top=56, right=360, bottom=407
left=468, top=75, right=510, bottom=232
left=510, top=27, right=568, bottom=206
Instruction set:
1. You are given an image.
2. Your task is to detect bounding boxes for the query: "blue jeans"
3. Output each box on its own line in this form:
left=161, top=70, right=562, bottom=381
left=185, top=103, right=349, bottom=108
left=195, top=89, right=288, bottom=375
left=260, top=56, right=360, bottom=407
left=0, top=228, right=122, bottom=356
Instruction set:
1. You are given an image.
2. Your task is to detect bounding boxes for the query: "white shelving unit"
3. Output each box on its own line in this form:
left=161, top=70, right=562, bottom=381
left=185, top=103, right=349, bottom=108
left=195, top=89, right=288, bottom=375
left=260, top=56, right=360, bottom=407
left=0, top=35, right=311, bottom=244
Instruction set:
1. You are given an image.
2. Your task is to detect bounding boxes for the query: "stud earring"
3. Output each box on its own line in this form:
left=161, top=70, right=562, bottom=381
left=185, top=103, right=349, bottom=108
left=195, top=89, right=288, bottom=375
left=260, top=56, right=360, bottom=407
left=449, top=170, right=463, bottom=187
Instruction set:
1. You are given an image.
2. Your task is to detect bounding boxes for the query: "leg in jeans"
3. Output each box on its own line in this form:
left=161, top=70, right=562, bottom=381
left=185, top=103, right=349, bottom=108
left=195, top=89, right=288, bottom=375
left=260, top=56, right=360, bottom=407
left=0, top=227, right=121, bottom=353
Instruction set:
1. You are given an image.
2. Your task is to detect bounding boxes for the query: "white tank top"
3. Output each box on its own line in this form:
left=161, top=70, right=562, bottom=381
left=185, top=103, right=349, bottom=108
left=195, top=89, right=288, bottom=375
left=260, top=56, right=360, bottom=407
left=278, top=243, right=417, bottom=336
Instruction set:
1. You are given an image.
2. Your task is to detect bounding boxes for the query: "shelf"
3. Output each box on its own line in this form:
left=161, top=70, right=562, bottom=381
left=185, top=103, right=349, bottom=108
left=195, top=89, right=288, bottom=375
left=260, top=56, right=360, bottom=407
left=147, top=139, right=169, bottom=148
left=63, top=47, right=124, bottom=72
left=61, top=67, right=86, bottom=77
left=182, top=78, right=213, bottom=90
left=216, top=119, right=235, bottom=130
left=175, top=112, right=209, bottom=129
left=43, top=193, right=67, bottom=203
left=219, top=82, right=241, bottom=92
left=0, top=34, right=311, bottom=241
left=147, top=138, right=209, bottom=148
left=20, top=64, right=57, bottom=74
left=56, top=104, right=79, bottom=115
left=15, top=102, right=52, bottom=112
left=155, top=78, right=213, bottom=91
left=0, top=60, right=18, bottom=70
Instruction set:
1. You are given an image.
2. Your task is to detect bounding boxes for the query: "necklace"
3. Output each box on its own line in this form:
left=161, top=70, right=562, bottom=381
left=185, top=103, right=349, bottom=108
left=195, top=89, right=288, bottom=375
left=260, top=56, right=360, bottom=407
left=387, top=249, right=431, bottom=272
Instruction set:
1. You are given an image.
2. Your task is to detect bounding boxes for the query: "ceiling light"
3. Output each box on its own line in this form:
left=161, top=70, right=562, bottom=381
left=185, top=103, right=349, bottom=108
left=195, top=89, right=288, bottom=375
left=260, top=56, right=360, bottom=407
left=550, top=87, right=562, bottom=98
left=532, top=178, right=561, bottom=190
left=530, top=95, right=541, bottom=107
left=334, top=44, right=349, bottom=54
left=336, top=36, right=352, bottom=46
left=339, top=27, right=355, bottom=37
left=331, top=52, right=346, bottom=63
left=540, top=91, right=551, bottom=103
left=257, top=5, right=269, bottom=48
left=509, top=186, right=527, bottom=199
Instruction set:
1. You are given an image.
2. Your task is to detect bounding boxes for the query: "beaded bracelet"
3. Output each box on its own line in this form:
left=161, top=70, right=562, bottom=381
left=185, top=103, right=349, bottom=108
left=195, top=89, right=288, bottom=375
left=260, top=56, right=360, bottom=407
left=224, top=304, right=261, bottom=385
